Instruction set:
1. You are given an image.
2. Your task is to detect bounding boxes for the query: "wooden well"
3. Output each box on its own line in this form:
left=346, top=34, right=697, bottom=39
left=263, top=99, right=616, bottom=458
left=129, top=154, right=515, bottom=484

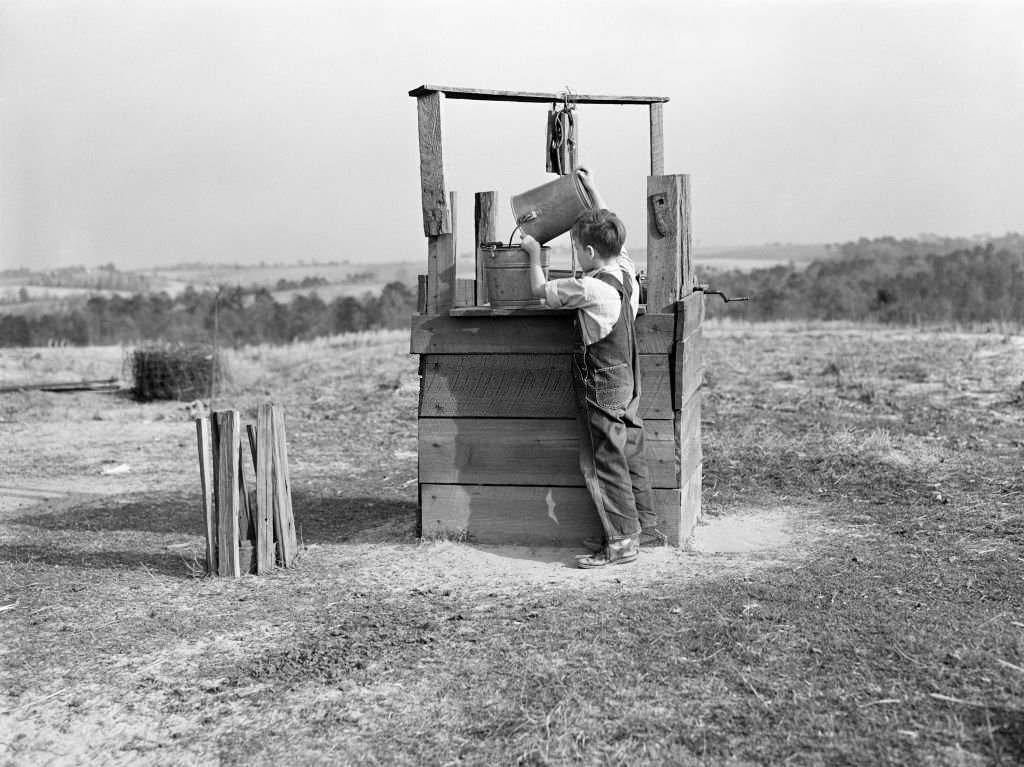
left=409, top=85, right=704, bottom=547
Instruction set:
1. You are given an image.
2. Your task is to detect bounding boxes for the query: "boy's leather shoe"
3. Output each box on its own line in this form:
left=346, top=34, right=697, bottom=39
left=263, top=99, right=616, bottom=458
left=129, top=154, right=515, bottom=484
left=581, top=528, right=667, bottom=553
left=577, top=536, right=639, bottom=569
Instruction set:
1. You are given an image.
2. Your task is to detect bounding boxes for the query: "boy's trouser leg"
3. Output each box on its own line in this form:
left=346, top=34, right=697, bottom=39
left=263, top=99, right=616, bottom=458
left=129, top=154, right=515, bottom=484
left=576, top=396, right=642, bottom=542
left=622, top=395, right=656, bottom=531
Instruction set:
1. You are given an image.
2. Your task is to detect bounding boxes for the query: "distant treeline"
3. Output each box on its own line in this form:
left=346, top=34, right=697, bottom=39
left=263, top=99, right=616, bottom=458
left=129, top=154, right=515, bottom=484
left=702, top=234, right=1024, bottom=324
left=1, top=263, right=154, bottom=293
left=0, top=282, right=416, bottom=347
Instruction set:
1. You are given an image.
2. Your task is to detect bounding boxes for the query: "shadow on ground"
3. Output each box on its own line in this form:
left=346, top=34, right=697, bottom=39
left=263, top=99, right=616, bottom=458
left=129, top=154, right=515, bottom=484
left=9, top=490, right=417, bottom=544
left=0, top=542, right=201, bottom=577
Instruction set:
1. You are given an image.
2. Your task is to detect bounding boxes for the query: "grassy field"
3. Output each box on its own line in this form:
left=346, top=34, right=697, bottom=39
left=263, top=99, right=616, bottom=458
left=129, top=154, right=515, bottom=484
left=1, top=323, right=1022, bottom=765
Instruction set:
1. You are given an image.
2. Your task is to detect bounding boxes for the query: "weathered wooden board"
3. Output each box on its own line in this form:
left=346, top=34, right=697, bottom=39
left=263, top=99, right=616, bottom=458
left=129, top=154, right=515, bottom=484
left=410, top=313, right=676, bottom=355
left=673, top=328, right=704, bottom=408
left=675, top=291, right=705, bottom=344
left=255, top=403, right=274, bottom=574
left=195, top=416, right=216, bottom=575
left=475, top=191, right=497, bottom=306
left=649, top=102, right=664, bottom=176
left=409, top=85, right=669, bottom=105
left=271, top=406, right=298, bottom=567
left=420, top=484, right=685, bottom=547
left=677, top=462, right=703, bottom=545
left=676, top=395, right=703, bottom=484
left=427, top=234, right=455, bottom=314
left=213, top=410, right=241, bottom=578
left=419, top=353, right=673, bottom=419
left=418, top=417, right=679, bottom=488
left=416, top=91, right=450, bottom=236
left=646, top=174, right=693, bottom=313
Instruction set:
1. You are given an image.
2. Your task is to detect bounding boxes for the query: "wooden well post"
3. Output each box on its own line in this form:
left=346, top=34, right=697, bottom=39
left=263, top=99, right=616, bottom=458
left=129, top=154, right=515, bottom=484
left=409, top=85, right=704, bottom=546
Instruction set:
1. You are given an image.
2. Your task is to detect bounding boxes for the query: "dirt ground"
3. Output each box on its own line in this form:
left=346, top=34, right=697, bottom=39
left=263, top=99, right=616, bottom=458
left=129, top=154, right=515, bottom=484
left=1, top=326, right=1021, bottom=765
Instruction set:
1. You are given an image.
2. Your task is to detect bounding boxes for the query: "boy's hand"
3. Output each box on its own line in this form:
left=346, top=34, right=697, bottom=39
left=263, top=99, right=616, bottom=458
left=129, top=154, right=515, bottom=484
left=575, top=166, right=607, bottom=210
left=520, top=234, right=541, bottom=259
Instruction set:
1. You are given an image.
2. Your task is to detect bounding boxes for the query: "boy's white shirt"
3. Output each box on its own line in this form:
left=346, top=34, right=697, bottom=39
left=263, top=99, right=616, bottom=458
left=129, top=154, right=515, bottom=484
left=542, top=250, right=641, bottom=346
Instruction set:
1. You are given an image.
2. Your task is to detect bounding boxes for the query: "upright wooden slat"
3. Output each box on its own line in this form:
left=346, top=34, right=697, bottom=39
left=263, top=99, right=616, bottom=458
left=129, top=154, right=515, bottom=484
left=474, top=191, right=498, bottom=306
left=255, top=403, right=274, bottom=574
left=417, top=275, right=428, bottom=314
left=416, top=91, right=450, bottom=236
left=675, top=291, right=705, bottom=344
left=427, top=234, right=456, bottom=314
left=677, top=463, right=703, bottom=545
left=271, top=406, right=297, bottom=567
left=673, top=328, right=704, bottom=408
left=646, top=174, right=693, bottom=312
left=195, top=416, right=216, bottom=575
left=245, top=424, right=257, bottom=470
left=649, top=103, right=664, bottom=176
left=214, top=410, right=241, bottom=577
left=450, top=190, right=458, bottom=262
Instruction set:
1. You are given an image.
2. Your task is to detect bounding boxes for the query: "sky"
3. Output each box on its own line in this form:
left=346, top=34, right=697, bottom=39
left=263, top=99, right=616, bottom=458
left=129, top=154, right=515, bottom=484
left=1, top=0, right=1023, bottom=270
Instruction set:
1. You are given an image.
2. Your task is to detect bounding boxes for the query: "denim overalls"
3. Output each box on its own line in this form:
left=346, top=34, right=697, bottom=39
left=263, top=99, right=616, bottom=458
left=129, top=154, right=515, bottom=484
left=572, top=270, right=655, bottom=544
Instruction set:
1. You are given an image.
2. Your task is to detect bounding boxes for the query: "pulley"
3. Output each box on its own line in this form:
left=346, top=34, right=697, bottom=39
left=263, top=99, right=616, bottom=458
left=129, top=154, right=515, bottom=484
left=546, top=88, right=579, bottom=175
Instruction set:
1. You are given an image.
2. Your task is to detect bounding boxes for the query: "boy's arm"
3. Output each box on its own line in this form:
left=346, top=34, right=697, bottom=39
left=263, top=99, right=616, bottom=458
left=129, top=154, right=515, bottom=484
left=521, top=235, right=548, bottom=298
left=576, top=166, right=608, bottom=210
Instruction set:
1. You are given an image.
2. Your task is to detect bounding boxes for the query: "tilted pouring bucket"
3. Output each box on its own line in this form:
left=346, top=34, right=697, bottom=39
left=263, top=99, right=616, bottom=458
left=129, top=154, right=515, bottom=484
left=482, top=244, right=550, bottom=309
left=510, top=173, right=596, bottom=245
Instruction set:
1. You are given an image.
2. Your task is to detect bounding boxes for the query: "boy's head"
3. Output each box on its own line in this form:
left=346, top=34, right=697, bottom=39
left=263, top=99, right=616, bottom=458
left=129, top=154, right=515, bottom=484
left=570, top=209, right=626, bottom=265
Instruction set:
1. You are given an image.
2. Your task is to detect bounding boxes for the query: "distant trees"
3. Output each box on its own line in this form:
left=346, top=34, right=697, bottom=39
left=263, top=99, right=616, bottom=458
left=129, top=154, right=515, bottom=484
left=702, top=235, right=1024, bottom=325
left=0, top=281, right=417, bottom=347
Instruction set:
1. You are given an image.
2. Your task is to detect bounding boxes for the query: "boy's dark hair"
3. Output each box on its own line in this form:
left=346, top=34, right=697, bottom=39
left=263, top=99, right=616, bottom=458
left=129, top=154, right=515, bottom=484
left=571, top=209, right=626, bottom=258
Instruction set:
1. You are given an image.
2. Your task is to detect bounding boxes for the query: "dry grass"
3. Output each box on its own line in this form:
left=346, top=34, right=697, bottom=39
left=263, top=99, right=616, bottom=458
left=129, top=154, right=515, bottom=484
left=1, top=323, right=1022, bottom=765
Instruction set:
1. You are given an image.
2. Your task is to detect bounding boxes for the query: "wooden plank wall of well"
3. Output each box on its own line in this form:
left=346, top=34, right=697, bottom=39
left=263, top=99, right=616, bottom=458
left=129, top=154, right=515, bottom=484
left=411, top=297, right=703, bottom=547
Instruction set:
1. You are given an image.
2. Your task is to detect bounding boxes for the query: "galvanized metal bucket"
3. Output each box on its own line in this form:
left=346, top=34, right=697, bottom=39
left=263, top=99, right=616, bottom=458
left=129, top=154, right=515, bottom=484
left=510, top=173, right=595, bottom=245
left=482, top=244, right=551, bottom=309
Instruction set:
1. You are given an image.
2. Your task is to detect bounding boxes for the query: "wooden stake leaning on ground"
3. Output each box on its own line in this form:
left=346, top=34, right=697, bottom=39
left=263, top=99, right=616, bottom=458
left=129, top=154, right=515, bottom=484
left=254, top=405, right=275, bottom=573
left=195, top=403, right=295, bottom=576
left=214, top=410, right=241, bottom=577
left=195, top=416, right=216, bottom=574
left=270, top=405, right=298, bottom=566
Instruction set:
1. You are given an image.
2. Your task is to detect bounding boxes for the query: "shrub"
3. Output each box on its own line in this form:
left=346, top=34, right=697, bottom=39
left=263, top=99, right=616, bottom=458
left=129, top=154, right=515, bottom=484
left=124, top=344, right=228, bottom=401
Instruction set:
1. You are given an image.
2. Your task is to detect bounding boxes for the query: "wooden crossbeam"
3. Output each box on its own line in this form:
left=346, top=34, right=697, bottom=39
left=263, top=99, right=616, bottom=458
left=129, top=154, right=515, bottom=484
left=409, top=85, right=669, bottom=105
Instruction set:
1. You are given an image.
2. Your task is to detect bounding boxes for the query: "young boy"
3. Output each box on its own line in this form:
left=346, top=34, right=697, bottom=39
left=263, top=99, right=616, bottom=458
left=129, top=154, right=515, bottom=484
left=521, top=168, right=664, bottom=569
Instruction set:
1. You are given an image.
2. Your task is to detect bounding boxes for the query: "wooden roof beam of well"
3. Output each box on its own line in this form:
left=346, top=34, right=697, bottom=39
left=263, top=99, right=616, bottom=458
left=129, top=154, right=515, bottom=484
left=409, top=85, right=669, bottom=105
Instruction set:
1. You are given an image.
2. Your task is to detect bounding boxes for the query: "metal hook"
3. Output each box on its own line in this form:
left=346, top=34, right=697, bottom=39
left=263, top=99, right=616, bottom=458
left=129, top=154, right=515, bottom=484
left=694, top=284, right=751, bottom=303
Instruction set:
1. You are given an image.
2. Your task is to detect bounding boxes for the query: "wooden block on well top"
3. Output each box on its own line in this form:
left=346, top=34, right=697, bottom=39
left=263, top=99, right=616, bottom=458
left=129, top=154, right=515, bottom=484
left=475, top=191, right=498, bottom=306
